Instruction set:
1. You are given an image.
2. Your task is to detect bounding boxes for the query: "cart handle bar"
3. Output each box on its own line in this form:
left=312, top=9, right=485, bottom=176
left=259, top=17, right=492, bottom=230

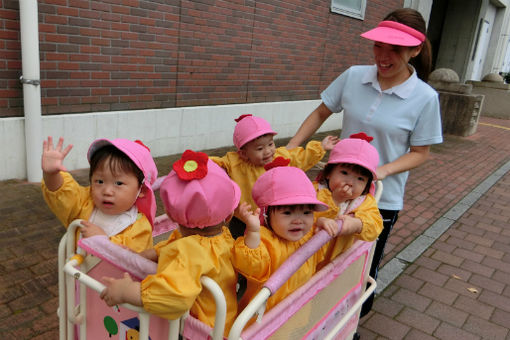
left=264, top=224, right=341, bottom=294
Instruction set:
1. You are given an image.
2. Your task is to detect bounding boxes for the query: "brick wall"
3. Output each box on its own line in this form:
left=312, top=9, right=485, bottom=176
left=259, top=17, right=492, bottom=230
left=0, top=0, right=401, bottom=118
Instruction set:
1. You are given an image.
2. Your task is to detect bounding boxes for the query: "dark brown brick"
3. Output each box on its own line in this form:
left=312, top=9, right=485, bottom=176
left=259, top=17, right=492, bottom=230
left=363, top=313, right=410, bottom=339
left=463, top=314, right=509, bottom=339
left=453, top=295, right=494, bottom=320
left=372, top=295, right=404, bottom=318
left=391, top=287, right=432, bottom=312
left=434, top=322, right=480, bottom=340
left=396, top=307, right=440, bottom=334
left=425, top=301, right=469, bottom=327
left=0, top=307, right=43, bottom=331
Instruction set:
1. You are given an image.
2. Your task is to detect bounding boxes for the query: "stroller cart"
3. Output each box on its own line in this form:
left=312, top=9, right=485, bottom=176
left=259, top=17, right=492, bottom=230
left=57, top=181, right=381, bottom=340
left=58, top=219, right=228, bottom=340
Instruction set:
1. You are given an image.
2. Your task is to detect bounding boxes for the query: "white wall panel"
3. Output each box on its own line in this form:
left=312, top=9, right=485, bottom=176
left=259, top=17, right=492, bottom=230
left=1, top=100, right=342, bottom=181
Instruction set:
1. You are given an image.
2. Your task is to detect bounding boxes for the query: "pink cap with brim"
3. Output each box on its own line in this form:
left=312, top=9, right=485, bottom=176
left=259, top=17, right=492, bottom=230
left=327, top=135, right=379, bottom=180
left=160, top=159, right=241, bottom=229
left=233, top=114, right=277, bottom=149
left=361, top=20, right=426, bottom=47
left=87, top=139, right=158, bottom=226
left=252, top=166, right=328, bottom=217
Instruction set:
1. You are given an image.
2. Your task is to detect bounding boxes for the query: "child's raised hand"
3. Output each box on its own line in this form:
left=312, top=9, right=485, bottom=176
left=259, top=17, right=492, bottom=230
left=321, top=135, right=340, bottom=151
left=336, top=214, right=362, bottom=236
left=316, top=217, right=340, bottom=237
left=80, top=220, right=107, bottom=238
left=238, top=202, right=261, bottom=249
left=41, top=136, right=73, bottom=174
left=238, top=202, right=261, bottom=233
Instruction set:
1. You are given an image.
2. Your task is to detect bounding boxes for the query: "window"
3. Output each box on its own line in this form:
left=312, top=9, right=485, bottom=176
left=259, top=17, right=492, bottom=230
left=331, top=0, right=366, bottom=20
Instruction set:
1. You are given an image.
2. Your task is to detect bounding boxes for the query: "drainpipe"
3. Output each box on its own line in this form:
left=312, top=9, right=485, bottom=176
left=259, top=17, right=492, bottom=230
left=19, top=0, right=42, bottom=182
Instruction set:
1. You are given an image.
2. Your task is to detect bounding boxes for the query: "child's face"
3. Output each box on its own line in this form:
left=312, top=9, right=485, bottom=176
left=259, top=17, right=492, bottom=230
left=90, top=160, right=142, bottom=215
left=269, top=205, right=314, bottom=242
left=326, top=164, right=369, bottom=203
left=239, top=134, right=276, bottom=167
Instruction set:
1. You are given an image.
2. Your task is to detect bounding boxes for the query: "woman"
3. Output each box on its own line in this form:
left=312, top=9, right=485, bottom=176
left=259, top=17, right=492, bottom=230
left=287, top=8, right=443, bottom=316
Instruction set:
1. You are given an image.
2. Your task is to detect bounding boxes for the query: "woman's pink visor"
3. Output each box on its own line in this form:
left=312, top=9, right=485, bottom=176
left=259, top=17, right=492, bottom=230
left=361, top=20, right=425, bottom=47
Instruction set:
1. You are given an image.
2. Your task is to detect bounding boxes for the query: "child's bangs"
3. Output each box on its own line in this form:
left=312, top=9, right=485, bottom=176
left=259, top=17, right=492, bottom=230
left=322, top=162, right=373, bottom=180
left=89, top=145, right=144, bottom=184
left=271, top=204, right=316, bottom=212
left=342, top=163, right=372, bottom=178
left=241, top=133, right=275, bottom=149
left=320, top=162, right=374, bottom=194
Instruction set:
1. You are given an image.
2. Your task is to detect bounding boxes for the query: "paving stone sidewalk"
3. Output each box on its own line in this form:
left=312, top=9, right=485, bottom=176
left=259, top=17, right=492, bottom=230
left=0, top=116, right=509, bottom=339
left=359, top=161, right=510, bottom=339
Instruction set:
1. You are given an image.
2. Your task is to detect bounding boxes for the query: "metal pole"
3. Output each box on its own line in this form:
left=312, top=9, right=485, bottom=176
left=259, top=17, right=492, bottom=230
left=19, top=0, right=43, bottom=182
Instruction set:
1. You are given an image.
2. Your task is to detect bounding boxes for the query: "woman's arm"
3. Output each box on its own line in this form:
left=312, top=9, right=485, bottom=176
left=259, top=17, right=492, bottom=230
left=376, top=145, right=430, bottom=180
left=287, top=103, right=333, bottom=149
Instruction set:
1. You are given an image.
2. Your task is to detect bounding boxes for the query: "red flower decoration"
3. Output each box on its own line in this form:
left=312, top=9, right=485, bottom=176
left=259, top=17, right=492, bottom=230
left=235, top=114, right=253, bottom=122
left=350, top=132, right=373, bottom=143
left=264, top=156, right=290, bottom=170
left=173, top=150, right=209, bottom=180
left=134, top=140, right=151, bottom=152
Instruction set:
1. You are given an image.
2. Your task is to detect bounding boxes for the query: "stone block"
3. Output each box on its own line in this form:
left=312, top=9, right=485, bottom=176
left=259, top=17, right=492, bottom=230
left=429, top=80, right=473, bottom=94
left=467, top=80, right=510, bottom=119
left=437, top=91, right=484, bottom=137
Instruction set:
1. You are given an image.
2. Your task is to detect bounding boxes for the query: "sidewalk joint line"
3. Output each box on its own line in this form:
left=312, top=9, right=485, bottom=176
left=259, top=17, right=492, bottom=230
left=478, top=122, right=510, bottom=131
left=375, top=159, right=510, bottom=295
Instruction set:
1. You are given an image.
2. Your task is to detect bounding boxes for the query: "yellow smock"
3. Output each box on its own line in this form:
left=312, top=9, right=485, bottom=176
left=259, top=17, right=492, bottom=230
left=142, top=227, right=238, bottom=335
left=233, top=226, right=331, bottom=312
left=313, top=183, right=383, bottom=264
left=41, top=171, right=153, bottom=252
left=211, top=141, right=325, bottom=218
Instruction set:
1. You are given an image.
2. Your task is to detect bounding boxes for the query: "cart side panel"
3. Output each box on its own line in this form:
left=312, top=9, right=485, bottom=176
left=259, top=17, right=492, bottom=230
left=239, top=241, right=374, bottom=340
left=81, top=261, right=170, bottom=340
left=267, top=249, right=367, bottom=340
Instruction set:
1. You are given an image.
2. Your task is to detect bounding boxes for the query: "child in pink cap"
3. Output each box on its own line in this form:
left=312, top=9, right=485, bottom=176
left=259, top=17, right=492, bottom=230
left=232, top=162, right=341, bottom=312
left=100, top=150, right=241, bottom=335
left=211, top=114, right=339, bottom=238
left=314, top=132, right=383, bottom=262
left=41, top=136, right=157, bottom=252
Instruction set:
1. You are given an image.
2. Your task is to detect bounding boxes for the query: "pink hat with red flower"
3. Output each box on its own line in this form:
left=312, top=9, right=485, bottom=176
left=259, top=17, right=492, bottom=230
left=326, top=132, right=379, bottom=180
left=87, top=138, right=158, bottom=226
left=252, top=161, right=328, bottom=225
left=233, top=114, right=277, bottom=149
left=159, top=150, right=241, bottom=228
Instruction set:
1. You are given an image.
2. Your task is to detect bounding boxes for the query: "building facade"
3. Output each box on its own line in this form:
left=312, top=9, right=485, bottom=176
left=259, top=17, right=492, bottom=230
left=2, top=0, right=509, bottom=180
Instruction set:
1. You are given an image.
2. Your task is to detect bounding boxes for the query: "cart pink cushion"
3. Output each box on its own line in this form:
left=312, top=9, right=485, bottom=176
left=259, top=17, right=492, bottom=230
left=78, top=235, right=157, bottom=281
left=264, top=228, right=333, bottom=294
